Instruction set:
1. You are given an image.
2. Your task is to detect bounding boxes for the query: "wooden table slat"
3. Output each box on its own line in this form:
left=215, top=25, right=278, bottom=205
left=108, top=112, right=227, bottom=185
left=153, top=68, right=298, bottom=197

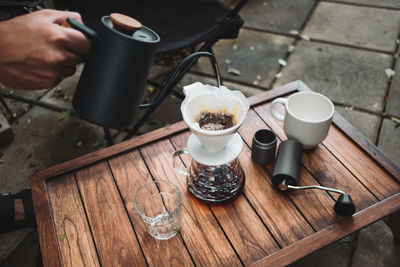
left=140, top=139, right=242, bottom=266
left=47, top=174, right=100, bottom=267
left=249, top=192, right=400, bottom=267
left=75, top=161, right=147, bottom=266
left=239, top=145, right=316, bottom=246
left=171, top=132, right=281, bottom=265
left=30, top=175, right=62, bottom=267
left=324, top=124, right=400, bottom=198
left=331, top=112, right=400, bottom=182
left=108, top=150, right=195, bottom=266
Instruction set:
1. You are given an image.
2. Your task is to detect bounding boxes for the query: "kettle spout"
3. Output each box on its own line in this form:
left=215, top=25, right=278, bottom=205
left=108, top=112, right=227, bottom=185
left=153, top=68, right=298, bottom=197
left=66, top=18, right=99, bottom=43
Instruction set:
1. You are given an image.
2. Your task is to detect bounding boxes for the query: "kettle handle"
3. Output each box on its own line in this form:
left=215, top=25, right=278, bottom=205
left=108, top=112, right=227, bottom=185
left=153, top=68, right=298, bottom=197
left=66, top=18, right=99, bottom=43
left=173, top=150, right=190, bottom=176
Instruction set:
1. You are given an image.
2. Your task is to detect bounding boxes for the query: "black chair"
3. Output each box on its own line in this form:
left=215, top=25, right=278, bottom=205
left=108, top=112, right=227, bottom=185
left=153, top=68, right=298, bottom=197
left=64, top=0, right=248, bottom=143
left=0, top=0, right=42, bottom=18
left=67, top=0, right=247, bottom=53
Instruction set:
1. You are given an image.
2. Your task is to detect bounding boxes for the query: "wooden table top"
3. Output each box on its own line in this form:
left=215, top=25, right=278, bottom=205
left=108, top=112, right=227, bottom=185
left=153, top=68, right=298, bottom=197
left=30, top=81, right=400, bottom=267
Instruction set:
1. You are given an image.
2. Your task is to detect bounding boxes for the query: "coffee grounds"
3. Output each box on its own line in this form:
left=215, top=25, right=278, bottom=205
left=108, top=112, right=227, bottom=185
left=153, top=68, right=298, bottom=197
left=197, top=111, right=235, bottom=130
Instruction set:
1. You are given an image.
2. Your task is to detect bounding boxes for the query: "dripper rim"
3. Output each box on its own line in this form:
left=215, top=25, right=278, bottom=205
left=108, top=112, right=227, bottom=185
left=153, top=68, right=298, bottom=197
left=181, top=82, right=250, bottom=136
left=187, top=133, right=243, bottom=166
left=182, top=98, right=248, bottom=136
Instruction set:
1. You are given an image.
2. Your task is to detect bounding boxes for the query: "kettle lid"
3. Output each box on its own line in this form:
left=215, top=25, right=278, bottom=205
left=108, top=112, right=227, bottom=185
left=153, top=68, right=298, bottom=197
left=102, top=16, right=160, bottom=43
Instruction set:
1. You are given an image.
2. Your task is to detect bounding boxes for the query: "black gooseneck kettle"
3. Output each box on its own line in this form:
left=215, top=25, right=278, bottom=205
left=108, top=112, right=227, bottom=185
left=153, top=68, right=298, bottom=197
left=67, top=15, right=160, bottom=129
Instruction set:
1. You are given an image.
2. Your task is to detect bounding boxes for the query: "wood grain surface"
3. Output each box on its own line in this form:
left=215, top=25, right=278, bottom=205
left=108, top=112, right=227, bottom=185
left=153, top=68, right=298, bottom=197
left=171, top=131, right=281, bottom=264
left=249, top=192, right=400, bottom=267
left=331, top=112, right=400, bottom=181
left=140, top=139, right=242, bottom=266
left=108, top=150, right=194, bottom=266
left=47, top=174, right=100, bottom=267
left=75, top=161, right=146, bottom=266
left=30, top=175, right=61, bottom=267
left=324, top=124, right=400, bottom=198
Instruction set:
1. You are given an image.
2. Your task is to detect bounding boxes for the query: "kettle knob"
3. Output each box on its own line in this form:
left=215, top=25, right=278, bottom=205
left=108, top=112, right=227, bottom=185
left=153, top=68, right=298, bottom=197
left=334, top=194, right=356, bottom=216
left=110, top=13, right=142, bottom=36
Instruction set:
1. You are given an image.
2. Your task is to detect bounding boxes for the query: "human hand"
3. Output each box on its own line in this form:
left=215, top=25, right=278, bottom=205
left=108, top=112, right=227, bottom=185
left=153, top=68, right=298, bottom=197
left=0, top=9, right=90, bottom=90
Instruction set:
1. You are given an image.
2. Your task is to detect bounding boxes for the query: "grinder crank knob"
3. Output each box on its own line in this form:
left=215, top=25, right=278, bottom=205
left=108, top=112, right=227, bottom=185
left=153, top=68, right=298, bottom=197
left=334, top=194, right=356, bottom=216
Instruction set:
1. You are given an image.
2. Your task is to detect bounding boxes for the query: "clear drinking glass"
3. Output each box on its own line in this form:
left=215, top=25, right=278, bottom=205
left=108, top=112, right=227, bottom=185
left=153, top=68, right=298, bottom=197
left=134, top=180, right=182, bottom=240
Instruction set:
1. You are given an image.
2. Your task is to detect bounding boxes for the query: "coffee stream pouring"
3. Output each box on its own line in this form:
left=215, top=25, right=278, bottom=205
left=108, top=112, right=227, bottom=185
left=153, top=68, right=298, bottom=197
left=271, top=140, right=356, bottom=216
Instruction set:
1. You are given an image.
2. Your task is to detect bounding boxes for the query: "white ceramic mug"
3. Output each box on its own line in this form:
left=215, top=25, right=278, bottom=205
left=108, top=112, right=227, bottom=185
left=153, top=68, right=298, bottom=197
left=270, top=91, right=334, bottom=149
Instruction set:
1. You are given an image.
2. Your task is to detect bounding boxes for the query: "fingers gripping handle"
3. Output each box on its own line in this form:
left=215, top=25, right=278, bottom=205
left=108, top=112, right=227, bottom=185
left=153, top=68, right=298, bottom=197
left=270, top=98, right=287, bottom=121
left=66, top=18, right=98, bottom=43
left=173, top=150, right=190, bottom=176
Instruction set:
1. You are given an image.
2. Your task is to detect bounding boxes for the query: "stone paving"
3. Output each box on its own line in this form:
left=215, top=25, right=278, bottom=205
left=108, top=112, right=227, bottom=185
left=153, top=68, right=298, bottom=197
left=1, top=0, right=400, bottom=266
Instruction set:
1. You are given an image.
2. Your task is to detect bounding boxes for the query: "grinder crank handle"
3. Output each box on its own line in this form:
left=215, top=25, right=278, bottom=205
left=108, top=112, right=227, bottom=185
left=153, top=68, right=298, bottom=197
left=278, top=181, right=356, bottom=217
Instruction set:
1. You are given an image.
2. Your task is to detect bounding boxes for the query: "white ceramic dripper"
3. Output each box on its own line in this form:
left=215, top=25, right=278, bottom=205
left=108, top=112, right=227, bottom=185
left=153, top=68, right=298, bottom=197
left=181, top=82, right=249, bottom=153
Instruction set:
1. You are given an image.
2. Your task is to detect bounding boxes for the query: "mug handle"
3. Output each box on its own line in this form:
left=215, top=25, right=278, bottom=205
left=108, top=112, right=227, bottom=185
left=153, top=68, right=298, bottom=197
left=270, top=98, right=288, bottom=121
left=173, top=150, right=190, bottom=176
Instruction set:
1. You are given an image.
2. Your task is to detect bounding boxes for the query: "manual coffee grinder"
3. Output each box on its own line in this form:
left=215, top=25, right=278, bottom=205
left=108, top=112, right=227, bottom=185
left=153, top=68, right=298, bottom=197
left=173, top=82, right=250, bottom=204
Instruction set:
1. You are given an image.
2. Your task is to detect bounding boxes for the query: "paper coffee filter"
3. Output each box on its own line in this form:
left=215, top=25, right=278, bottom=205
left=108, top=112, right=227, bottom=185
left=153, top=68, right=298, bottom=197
left=181, top=82, right=249, bottom=134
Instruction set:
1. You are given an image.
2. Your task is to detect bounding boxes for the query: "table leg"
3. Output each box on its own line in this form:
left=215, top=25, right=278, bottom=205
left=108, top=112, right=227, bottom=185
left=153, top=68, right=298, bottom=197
left=385, top=211, right=400, bottom=244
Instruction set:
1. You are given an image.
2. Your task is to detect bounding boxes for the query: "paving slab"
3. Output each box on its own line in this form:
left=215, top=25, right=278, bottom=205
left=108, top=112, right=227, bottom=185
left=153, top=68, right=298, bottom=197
left=0, top=230, right=30, bottom=263
left=0, top=83, right=48, bottom=120
left=303, top=2, right=400, bottom=52
left=273, top=41, right=392, bottom=112
left=335, top=106, right=380, bottom=143
left=378, top=118, right=400, bottom=165
left=327, top=0, right=400, bottom=9
left=0, top=85, right=49, bottom=121
left=351, top=220, right=400, bottom=267
left=40, top=65, right=83, bottom=110
left=0, top=85, right=48, bottom=103
left=0, top=93, right=30, bottom=122
left=0, top=232, right=40, bottom=267
left=240, top=0, right=317, bottom=34
left=386, top=59, right=400, bottom=118
left=289, top=233, right=358, bottom=267
left=194, top=28, right=294, bottom=88
left=0, top=106, right=105, bottom=194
